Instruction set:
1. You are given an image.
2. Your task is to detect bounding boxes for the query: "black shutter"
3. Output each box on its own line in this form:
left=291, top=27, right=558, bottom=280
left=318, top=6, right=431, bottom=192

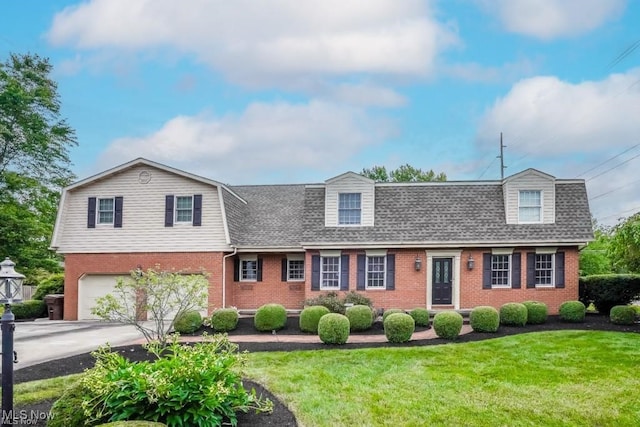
left=114, top=196, right=123, bottom=228
left=87, top=197, right=96, bottom=228
left=386, top=254, right=395, bottom=290
left=257, top=258, right=263, bottom=282
left=482, top=253, right=491, bottom=289
left=281, top=258, right=288, bottom=282
left=357, top=255, right=366, bottom=290
left=555, top=252, right=565, bottom=288
left=311, top=255, right=320, bottom=291
left=233, top=258, right=240, bottom=282
left=193, top=194, right=202, bottom=226
left=511, top=253, right=521, bottom=289
left=526, top=253, right=536, bottom=288
left=165, top=195, right=174, bottom=227
left=340, top=254, right=349, bottom=291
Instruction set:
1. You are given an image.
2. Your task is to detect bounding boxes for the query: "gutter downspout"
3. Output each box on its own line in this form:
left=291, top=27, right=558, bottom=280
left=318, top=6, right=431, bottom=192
left=222, top=247, right=237, bottom=308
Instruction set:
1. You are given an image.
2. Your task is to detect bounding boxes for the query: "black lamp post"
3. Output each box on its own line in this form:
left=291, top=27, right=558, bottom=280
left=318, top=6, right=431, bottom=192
left=0, top=257, right=24, bottom=427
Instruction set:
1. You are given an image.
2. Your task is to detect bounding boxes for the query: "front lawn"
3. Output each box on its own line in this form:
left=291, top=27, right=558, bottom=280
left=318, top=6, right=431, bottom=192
left=245, top=330, right=640, bottom=426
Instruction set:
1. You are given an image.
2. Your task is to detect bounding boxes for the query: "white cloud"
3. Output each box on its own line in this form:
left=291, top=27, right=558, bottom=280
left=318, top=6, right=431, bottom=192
left=47, top=0, right=457, bottom=86
left=443, top=58, right=539, bottom=84
left=478, top=0, right=626, bottom=40
left=98, top=100, right=395, bottom=182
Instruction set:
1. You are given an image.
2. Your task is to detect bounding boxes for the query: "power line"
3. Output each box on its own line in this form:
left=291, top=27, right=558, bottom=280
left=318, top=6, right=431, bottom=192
left=577, top=143, right=640, bottom=178
left=477, top=157, right=497, bottom=179
left=589, top=178, right=640, bottom=201
left=607, top=39, right=640, bottom=70
left=586, top=151, right=640, bottom=182
left=597, top=206, right=640, bottom=222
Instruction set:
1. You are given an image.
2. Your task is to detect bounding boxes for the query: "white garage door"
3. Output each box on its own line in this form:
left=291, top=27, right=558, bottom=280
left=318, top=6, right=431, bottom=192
left=78, top=274, right=131, bottom=320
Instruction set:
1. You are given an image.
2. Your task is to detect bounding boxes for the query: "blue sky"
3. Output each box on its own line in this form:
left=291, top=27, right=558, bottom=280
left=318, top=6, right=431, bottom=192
left=2, top=0, right=639, bottom=226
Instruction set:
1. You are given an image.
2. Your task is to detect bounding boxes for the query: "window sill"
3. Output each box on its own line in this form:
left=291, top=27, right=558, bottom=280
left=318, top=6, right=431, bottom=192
left=320, top=287, right=340, bottom=291
left=365, top=287, right=386, bottom=291
left=535, top=284, right=555, bottom=289
left=491, top=285, right=512, bottom=289
left=287, top=278, right=305, bottom=282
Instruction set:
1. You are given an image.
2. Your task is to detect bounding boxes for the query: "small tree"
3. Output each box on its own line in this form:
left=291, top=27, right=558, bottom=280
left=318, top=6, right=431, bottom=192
left=92, top=267, right=209, bottom=345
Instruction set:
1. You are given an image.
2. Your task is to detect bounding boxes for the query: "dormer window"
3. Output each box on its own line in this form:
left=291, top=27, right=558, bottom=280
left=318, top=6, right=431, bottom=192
left=519, top=190, right=541, bottom=223
left=338, top=193, right=361, bottom=225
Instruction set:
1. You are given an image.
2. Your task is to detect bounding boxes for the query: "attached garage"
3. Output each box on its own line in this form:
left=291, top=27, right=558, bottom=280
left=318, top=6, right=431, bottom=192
left=77, top=274, right=132, bottom=320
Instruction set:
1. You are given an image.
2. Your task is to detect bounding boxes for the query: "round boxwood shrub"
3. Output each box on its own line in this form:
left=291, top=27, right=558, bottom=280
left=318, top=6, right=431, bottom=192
left=173, top=310, right=203, bottom=334
left=210, top=308, right=239, bottom=332
left=409, top=308, right=430, bottom=327
left=318, top=313, right=350, bottom=344
left=523, top=301, right=548, bottom=325
left=470, top=306, right=499, bottom=332
left=11, top=300, right=47, bottom=319
left=433, top=311, right=463, bottom=340
left=610, top=305, right=636, bottom=325
left=500, top=303, right=528, bottom=326
left=384, top=312, right=415, bottom=343
left=254, top=303, right=287, bottom=332
left=382, top=308, right=404, bottom=323
left=299, top=305, right=330, bottom=333
left=559, top=300, right=586, bottom=323
left=346, top=304, right=373, bottom=331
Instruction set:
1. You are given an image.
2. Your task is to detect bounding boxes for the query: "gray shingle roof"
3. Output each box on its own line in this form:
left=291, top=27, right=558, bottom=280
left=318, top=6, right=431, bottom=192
left=224, top=181, right=592, bottom=248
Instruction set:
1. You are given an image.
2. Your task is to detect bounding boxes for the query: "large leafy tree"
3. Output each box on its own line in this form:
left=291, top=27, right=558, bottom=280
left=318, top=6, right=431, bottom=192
left=579, top=223, right=613, bottom=276
left=361, top=164, right=447, bottom=182
left=1, top=53, right=77, bottom=277
left=608, top=212, right=640, bottom=273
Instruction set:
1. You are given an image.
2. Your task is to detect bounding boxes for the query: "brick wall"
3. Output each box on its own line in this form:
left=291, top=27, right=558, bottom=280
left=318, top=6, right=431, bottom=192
left=63, top=252, right=224, bottom=320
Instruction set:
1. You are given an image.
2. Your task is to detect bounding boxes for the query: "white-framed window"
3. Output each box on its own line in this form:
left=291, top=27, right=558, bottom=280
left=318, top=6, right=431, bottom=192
left=320, top=256, right=340, bottom=289
left=175, top=196, right=193, bottom=223
left=338, top=193, right=361, bottom=225
left=287, top=259, right=305, bottom=281
left=241, top=259, right=257, bottom=281
left=519, top=190, right=541, bottom=223
left=535, top=253, right=554, bottom=286
left=97, top=198, right=114, bottom=224
left=491, top=254, right=511, bottom=287
left=366, top=255, right=386, bottom=289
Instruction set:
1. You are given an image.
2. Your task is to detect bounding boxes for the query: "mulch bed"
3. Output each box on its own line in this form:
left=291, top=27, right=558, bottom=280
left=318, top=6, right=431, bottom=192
left=13, top=313, right=639, bottom=426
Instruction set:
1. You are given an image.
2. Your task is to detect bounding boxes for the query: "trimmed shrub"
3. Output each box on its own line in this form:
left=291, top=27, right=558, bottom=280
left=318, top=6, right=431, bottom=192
left=318, top=313, right=350, bottom=344
left=579, top=274, right=640, bottom=314
left=210, top=308, right=239, bottom=332
left=346, top=305, right=373, bottom=331
left=49, top=380, right=92, bottom=427
left=303, top=292, right=345, bottom=314
left=384, top=313, right=415, bottom=343
left=500, top=303, right=528, bottom=326
left=409, top=308, right=430, bottom=327
left=559, top=300, right=586, bottom=323
left=523, top=301, right=548, bottom=325
left=173, top=310, right=203, bottom=334
left=299, top=305, right=330, bottom=333
left=610, top=305, right=636, bottom=325
left=254, top=303, right=287, bottom=332
left=470, top=306, right=499, bottom=332
left=382, top=309, right=404, bottom=323
left=632, top=305, right=640, bottom=317
left=11, top=300, right=47, bottom=319
left=33, top=273, right=64, bottom=300
left=342, top=291, right=373, bottom=308
left=433, top=311, right=463, bottom=340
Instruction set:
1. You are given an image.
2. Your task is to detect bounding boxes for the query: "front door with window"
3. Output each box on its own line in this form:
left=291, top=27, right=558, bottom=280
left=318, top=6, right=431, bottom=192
left=432, top=257, right=453, bottom=305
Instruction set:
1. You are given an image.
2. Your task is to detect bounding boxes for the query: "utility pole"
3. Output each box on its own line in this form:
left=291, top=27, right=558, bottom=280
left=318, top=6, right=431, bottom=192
left=498, top=132, right=507, bottom=180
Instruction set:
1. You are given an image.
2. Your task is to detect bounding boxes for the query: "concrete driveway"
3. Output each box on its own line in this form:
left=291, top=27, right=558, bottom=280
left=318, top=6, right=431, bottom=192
left=6, top=319, right=145, bottom=372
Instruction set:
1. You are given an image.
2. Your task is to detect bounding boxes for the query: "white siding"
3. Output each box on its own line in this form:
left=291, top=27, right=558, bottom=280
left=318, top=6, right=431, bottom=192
left=56, top=165, right=230, bottom=253
left=325, top=174, right=375, bottom=227
left=503, top=170, right=555, bottom=224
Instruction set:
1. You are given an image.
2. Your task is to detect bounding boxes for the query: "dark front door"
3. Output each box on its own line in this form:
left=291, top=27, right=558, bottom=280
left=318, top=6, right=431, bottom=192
left=432, top=257, right=453, bottom=305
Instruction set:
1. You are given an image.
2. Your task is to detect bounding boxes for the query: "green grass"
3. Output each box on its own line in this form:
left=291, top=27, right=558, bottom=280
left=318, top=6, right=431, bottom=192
left=9, top=374, right=81, bottom=406
left=245, top=331, right=640, bottom=426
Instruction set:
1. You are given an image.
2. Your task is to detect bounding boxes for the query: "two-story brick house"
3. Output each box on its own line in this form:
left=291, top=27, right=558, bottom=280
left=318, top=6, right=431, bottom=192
left=51, top=158, right=593, bottom=320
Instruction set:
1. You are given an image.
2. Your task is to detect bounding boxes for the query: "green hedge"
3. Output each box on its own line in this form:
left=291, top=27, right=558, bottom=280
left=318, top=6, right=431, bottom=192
left=470, top=306, right=499, bottom=332
left=522, top=301, right=548, bottom=325
left=559, top=301, right=586, bottom=323
left=433, top=311, right=463, bottom=340
left=409, top=308, right=430, bottom=327
left=318, top=313, right=350, bottom=344
left=33, top=273, right=64, bottom=300
left=384, top=313, right=415, bottom=343
left=299, top=305, right=330, bottom=333
left=210, top=308, right=239, bottom=332
left=500, top=303, right=527, bottom=326
left=254, top=303, right=287, bottom=332
left=579, top=274, right=640, bottom=315
left=173, top=310, right=202, bottom=334
left=346, top=305, right=373, bottom=331
left=11, top=300, right=47, bottom=319
left=610, top=305, right=636, bottom=325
